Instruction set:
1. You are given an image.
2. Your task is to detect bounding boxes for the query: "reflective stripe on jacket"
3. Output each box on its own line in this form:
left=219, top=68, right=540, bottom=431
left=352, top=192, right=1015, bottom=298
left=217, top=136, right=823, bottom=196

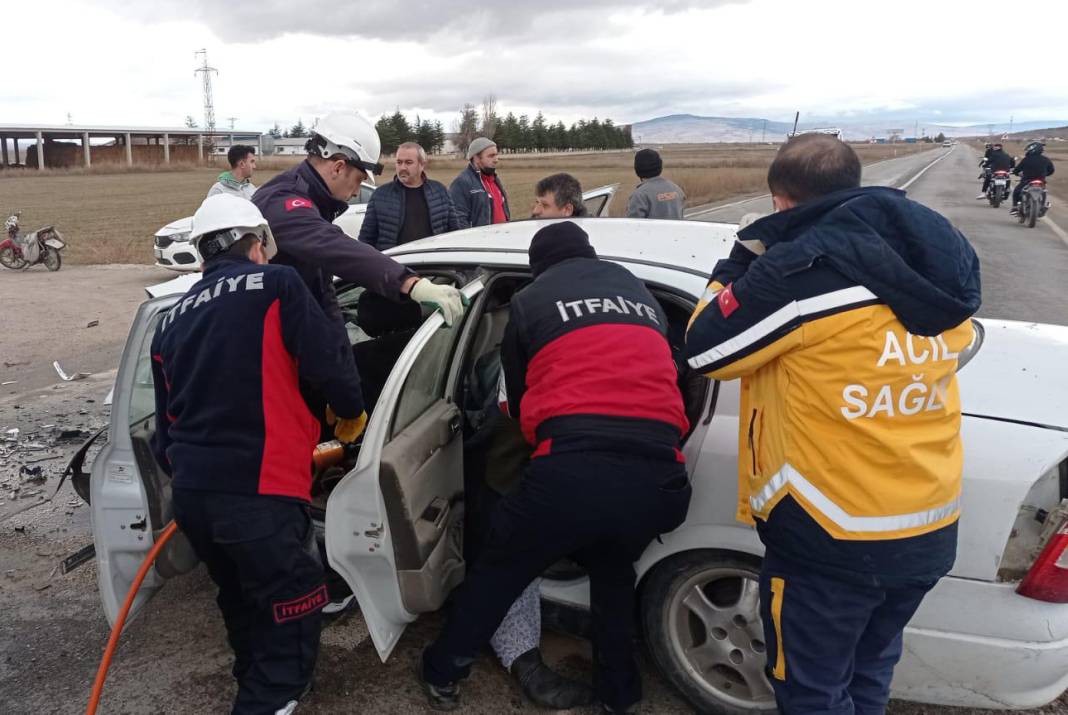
left=685, top=186, right=981, bottom=542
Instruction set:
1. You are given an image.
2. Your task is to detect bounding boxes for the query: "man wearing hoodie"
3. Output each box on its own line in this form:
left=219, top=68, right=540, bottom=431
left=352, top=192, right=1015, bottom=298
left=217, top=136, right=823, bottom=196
left=685, top=134, right=981, bottom=715
left=208, top=145, right=258, bottom=199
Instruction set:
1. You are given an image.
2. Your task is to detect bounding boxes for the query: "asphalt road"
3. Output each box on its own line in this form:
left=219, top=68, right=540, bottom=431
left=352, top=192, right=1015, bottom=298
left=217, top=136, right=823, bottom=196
left=689, top=144, right=1068, bottom=327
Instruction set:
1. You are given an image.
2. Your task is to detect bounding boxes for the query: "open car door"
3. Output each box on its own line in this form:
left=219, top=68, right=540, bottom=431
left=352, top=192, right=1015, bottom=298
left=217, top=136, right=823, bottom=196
left=90, top=297, right=199, bottom=626
left=326, top=279, right=484, bottom=660
left=582, top=183, right=619, bottom=217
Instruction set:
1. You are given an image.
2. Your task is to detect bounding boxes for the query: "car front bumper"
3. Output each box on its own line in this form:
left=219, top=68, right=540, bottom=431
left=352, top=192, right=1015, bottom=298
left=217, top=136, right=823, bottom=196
left=893, top=576, right=1068, bottom=708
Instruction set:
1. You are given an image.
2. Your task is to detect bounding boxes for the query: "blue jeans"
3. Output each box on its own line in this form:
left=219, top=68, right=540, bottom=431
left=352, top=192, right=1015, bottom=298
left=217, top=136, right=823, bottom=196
left=758, top=548, right=937, bottom=715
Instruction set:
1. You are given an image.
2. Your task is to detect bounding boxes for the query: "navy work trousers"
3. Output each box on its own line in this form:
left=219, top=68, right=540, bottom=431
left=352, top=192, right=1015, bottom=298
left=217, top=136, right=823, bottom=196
left=173, top=489, right=326, bottom=715
left=758, top=548, right=937, bottom=715
left=423, top=449, right=692, bottom=712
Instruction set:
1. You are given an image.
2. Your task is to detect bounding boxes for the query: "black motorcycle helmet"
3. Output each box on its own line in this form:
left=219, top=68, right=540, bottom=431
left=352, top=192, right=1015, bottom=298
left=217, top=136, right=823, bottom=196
left=1025, top=141, right=1045, bottom=156
left=984, top=142, right=993, bottom=150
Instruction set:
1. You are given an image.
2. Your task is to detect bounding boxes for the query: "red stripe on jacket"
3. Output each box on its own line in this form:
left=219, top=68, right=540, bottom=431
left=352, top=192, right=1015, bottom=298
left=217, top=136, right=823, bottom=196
left=259, top=299, right=320, bottom=501
left=520, top=323, right=688, bottom=444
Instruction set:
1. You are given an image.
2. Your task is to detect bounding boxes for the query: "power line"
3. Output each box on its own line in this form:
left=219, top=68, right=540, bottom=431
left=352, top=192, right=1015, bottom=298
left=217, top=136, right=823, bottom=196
left=226, top=117, right=237, bottom=130
left=194, top=49, right=218, bottom=136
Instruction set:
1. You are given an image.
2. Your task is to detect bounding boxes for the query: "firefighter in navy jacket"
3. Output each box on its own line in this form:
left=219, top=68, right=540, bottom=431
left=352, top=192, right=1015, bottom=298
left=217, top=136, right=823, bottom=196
left=151, top=195, right=366, bottom=715
left=420, top=222, right=692, bottom=714
left=251, top=112, right=466, bottom=342
left=685, top=135, right=981, bottom=714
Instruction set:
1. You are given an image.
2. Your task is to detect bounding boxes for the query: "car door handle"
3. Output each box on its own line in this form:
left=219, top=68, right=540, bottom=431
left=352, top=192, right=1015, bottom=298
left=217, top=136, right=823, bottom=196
left=448, top=414, right=461, bottom=436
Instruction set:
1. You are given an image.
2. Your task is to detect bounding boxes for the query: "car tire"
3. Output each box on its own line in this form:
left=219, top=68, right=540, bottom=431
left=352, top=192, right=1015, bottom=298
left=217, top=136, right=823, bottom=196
left=641, top=550, right=777, bottom=715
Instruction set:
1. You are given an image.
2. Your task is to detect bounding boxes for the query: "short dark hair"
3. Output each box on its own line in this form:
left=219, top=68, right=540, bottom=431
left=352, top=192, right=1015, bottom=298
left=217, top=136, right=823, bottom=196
left=227, top=144, right=255, bottom=168
left=535, top=173, right=587, bottom=217
left=767, top=134, right=861, bottom=203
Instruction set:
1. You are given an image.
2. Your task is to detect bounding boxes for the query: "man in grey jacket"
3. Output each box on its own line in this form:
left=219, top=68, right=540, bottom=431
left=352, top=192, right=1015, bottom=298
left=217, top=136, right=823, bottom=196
left=626, top=149, right=685, bottom=219
left=449, top=137, right=510, bottom=227
left=207, top=145, right=257, bottom=199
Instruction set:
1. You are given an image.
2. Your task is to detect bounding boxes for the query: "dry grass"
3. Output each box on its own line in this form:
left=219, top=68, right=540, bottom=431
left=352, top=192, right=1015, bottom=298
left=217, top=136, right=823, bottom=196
left=0, top=143, right=937, bottom=266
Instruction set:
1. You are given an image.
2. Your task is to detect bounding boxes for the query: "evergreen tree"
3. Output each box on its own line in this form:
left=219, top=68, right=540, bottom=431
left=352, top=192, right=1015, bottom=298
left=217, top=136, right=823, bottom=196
left=532, top=112, right=549, bottom=152
left=375, top=115, right=399, bottom=155
left=289, top=118, right=307, bottom=138
left=267, top=122, right=282, bottom=139
left=517, top=115, right=532, bottom=152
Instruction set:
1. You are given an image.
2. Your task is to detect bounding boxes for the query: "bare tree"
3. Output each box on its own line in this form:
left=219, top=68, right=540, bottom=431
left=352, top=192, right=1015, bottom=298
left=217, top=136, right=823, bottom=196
left=454, top=103, right=480, bottom=155
left=480, top=94, right=498, bottom=139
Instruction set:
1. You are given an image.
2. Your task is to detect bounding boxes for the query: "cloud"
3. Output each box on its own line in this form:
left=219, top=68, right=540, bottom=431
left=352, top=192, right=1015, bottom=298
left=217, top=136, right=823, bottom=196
left=109, top=0, right=745, bottom=42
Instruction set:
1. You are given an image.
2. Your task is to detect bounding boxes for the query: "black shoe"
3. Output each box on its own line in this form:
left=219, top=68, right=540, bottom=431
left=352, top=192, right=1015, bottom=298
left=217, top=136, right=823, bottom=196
left=603, top=704, right=639, bottom=714
left=511, top=648, right=595, bottom=710
left=416, top=653, right=461, bottom=711
left=1010, top=207, right=1019, bottom=215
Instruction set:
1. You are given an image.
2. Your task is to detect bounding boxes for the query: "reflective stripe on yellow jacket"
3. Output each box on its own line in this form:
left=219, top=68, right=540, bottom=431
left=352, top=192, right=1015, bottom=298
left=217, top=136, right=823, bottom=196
left=687, top=278, right=975, bottom=541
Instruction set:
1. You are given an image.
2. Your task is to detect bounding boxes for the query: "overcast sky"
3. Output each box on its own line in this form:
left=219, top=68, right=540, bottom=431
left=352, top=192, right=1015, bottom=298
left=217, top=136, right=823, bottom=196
left=7, top=0, right=1067, bottom=132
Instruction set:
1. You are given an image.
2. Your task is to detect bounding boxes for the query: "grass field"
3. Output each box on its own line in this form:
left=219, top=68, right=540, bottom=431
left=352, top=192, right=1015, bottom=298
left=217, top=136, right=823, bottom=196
left=0, top=143, right=936, bottom=265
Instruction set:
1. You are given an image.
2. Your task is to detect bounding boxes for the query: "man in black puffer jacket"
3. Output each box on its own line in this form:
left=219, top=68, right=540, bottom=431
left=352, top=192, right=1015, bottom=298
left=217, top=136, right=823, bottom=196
left=358, top=142, right=463, bottom=249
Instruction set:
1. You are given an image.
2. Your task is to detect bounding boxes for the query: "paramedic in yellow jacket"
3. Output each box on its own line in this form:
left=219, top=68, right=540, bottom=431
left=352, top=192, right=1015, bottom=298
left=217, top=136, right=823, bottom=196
left=685, top=134, right=981, bottom=715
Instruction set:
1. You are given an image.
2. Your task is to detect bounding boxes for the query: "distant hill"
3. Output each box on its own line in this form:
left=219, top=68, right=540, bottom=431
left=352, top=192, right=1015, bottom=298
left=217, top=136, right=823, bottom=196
left=631, top=114, right=1068, bottom=143
left=1007, top=125, right=1068, bottom=140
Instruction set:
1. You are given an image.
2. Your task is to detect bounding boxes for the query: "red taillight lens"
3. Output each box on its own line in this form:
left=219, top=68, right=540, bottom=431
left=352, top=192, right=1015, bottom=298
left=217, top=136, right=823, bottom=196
left=1017, top=523, right=1068, bottom=603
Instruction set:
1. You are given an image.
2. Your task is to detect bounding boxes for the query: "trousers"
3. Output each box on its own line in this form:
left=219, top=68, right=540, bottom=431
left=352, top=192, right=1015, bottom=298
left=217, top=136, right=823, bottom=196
left=173, top=489, right=325, bottom=715
left=758, top=547, right=938, bottom=715
left=424, top=449, right=691, bottom=711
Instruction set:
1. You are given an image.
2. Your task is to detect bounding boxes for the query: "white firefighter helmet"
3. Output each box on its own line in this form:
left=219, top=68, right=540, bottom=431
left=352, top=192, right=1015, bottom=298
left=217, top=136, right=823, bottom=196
left=309, top=112, right=384, bottom=182
left=190, top=194, right=277, bottom=261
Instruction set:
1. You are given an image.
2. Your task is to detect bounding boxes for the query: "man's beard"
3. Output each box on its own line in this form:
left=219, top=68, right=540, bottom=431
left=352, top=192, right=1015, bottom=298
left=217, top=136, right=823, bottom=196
left=480, top=166, right=497, bottom=176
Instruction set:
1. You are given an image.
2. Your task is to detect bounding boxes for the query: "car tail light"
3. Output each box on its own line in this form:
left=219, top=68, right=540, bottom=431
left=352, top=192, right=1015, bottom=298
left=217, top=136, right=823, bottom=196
left=1017, top=520, right=1068, bottom=603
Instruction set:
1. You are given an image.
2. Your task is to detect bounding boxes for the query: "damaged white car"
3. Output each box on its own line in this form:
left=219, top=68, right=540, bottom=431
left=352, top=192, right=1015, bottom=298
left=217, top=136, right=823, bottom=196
left=92, top=218, right=1068, bottom=713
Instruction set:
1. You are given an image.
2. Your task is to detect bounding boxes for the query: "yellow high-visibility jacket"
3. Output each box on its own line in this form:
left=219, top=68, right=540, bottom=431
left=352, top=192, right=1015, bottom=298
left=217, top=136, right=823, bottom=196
left=685, top=187, right=982, bottom=542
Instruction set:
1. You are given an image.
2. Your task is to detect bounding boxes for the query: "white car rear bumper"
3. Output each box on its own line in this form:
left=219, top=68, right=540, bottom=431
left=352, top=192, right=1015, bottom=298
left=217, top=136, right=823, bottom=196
left=893, top=576, right=1068, bottom=708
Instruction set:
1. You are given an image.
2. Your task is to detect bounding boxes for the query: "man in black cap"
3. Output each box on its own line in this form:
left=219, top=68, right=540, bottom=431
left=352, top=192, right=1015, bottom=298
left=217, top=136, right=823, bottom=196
left=626, top=148, right=686, bottom=219
left=418, top=221, right=693, bottom=714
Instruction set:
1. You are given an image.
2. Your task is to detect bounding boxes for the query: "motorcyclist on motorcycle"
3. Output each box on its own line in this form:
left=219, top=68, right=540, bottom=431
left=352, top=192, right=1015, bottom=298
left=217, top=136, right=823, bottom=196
left=1011, top=142, right=1055, bottom=215
left=977, top=143, right=1014, bottom=199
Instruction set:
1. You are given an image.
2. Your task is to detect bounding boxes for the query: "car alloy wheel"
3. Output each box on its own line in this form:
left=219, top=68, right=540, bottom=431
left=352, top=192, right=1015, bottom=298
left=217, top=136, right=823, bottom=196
left=642, top=551, right=776, bottom=714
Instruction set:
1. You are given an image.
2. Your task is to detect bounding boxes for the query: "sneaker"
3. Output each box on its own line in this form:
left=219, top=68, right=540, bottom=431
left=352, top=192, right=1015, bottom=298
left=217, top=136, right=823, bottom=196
left=975, top=193, right=987, bottom=200
left=511, top=648, right=595, bottom=709
left=1009, top=207, right=1019, bottom=215
left=415, top=654, right=461, bottom=711
left=603, top=703, right=640, bottom=714
left=321, top=593, right=357, bottom=621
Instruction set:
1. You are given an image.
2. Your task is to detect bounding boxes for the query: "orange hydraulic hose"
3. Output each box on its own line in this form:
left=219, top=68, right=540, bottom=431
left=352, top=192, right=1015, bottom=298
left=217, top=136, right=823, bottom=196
left=86, top=520, right=179, bottom=715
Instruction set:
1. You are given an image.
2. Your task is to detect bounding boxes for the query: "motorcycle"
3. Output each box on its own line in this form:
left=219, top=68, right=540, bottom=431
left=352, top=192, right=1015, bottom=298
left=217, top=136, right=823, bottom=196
left=1017, top=179, right=1050, bottom=229
left=0, top=212, right=66, bottom=271
left=987, top=170, right=1011, bottom=208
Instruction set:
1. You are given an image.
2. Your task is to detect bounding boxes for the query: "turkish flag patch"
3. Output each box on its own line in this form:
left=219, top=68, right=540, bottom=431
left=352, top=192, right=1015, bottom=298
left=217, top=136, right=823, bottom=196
left=284, top=197, right=314, bottom=211
left=717, top=283, right=740, bottom=318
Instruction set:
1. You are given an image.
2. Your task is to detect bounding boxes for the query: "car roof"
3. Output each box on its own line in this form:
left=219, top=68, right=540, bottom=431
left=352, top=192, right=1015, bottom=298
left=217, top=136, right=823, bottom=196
left=146, top=218, right=737, bottom=299
left=386, top=218, right=737, bottom=276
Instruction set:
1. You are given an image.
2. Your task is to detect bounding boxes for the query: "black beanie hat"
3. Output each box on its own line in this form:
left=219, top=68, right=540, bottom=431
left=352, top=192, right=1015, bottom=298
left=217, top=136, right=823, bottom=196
left=528, top=221, right=597, bottom=277
left=634, top=148, right=663, bottom=179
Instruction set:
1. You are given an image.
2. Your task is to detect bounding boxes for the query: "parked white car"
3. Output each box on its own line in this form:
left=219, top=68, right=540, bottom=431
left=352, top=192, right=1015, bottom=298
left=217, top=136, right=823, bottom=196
left=152, top=183, right=618, bottom=271
left=152, top=182, right=376, bottom=271
left=96, top=219, right=1068, bottom=712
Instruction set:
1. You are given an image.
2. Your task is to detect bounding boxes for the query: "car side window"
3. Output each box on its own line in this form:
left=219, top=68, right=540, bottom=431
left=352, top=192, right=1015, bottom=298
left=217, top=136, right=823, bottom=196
left=390, top=315, right=465, bottom=438
left=130, top=312, right=166, bottom=425
left=584, top=193, right=609, bottom=217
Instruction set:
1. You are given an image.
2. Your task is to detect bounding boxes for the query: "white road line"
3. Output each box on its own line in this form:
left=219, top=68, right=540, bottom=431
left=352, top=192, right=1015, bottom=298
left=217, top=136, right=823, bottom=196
left=685, top=192, right=770, bottom=218
left=685, top=148, right=950, bottom=219
left=1042, top=215, right=1068, bottom=248
left=900, top=146, right=955, bottom=190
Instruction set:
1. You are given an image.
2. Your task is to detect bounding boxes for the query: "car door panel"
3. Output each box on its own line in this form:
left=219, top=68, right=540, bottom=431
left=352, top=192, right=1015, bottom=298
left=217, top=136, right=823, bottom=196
left=326, top=279, right=483, bottom=661
left=91, top=297, right=198, bottom=626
